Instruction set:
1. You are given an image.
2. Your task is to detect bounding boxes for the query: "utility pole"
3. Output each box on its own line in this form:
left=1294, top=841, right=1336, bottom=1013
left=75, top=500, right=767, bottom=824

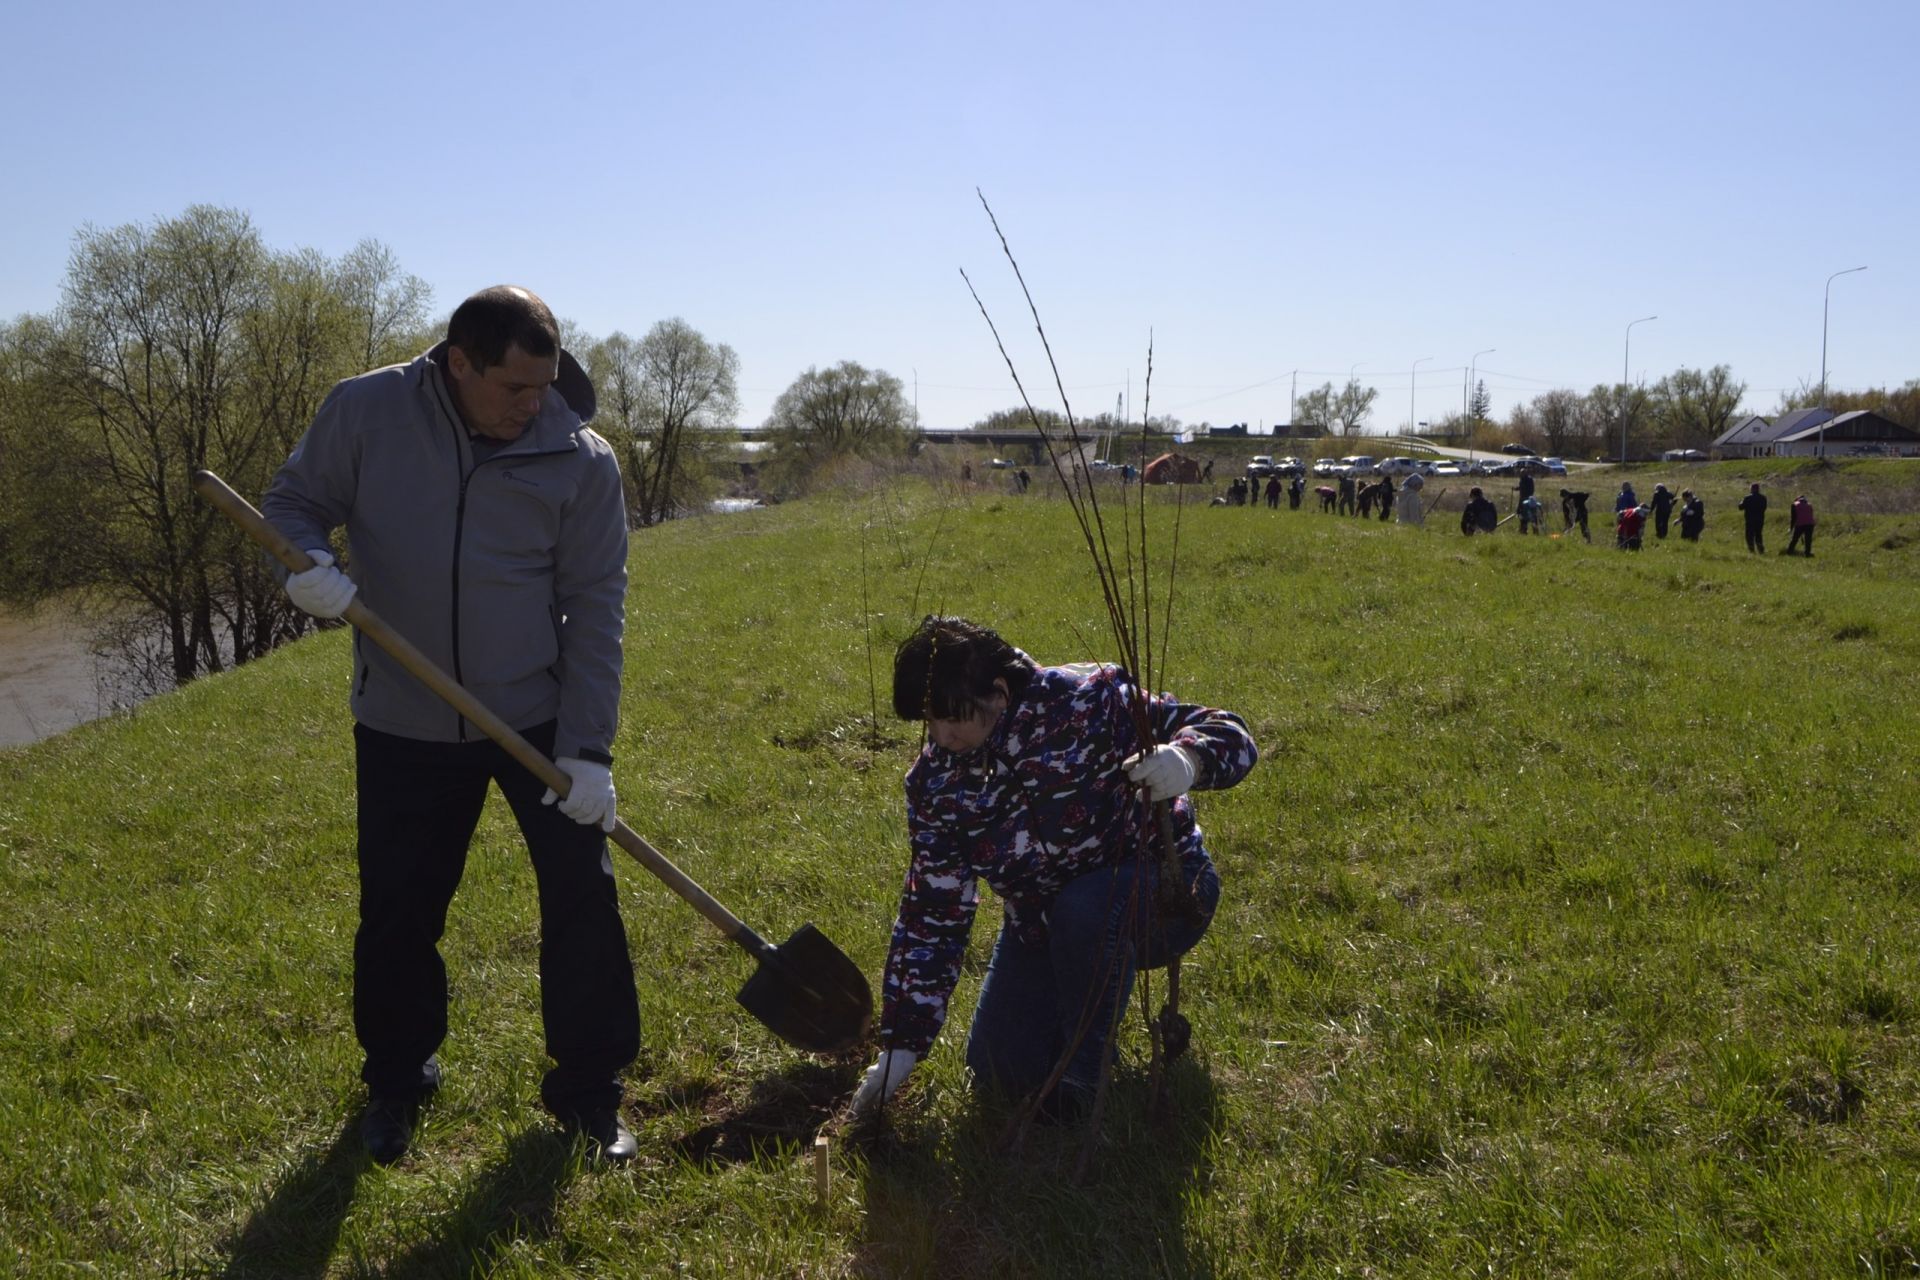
left=1819, top=266, right=1867, bottom=457
left=1411, top=356, right=1433, bottom=439
left=1621, top=316, right=1657, bottom=464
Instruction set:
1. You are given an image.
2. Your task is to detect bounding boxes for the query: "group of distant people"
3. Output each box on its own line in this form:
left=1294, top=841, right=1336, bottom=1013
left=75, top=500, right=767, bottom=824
left=1220, top=463, right=1823, bottom=560
left=1224, top=472, right=1308, bottom=510
left=1459, top=475, right=1815, bottom=556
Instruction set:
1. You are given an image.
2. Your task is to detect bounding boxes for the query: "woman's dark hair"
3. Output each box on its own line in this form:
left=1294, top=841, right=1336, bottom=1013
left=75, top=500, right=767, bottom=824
left=892, top=616, right=1033, bottom=721
left=446, top=285, right=559, bottom=371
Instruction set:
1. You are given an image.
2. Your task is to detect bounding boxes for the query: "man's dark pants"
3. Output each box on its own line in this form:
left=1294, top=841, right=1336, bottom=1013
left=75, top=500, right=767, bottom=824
left=353, top=721, right=640, bottom=1120
left=1787, top=525, right=1814, bottom=555
left=1745, top=520, right=1765, bottom=553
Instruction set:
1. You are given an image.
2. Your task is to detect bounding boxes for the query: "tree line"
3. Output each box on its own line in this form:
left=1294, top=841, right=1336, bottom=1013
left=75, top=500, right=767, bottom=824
left=0, top=205, right=918, bottom=695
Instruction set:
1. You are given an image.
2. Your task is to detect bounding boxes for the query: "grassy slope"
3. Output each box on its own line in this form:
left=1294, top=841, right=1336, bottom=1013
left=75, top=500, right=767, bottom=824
left=3, top=462, right=1918, bottom=1278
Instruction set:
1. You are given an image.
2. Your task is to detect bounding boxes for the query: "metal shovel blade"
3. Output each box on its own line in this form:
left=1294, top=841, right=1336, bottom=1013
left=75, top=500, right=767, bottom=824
left=735, top=923, right=873, bottom=1055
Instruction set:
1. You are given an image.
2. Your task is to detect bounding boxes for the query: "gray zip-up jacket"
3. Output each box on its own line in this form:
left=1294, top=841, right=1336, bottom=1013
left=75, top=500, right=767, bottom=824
left=262, top=344, right=627, bottom=763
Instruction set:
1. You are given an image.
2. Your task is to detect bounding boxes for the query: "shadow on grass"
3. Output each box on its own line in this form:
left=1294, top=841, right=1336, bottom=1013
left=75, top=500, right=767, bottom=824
left=853, top=1059, right=1223, bottom=1278
left=378, top=1127, right=575, bottom=1277
left=219, top=1118, right=577, bottom=1279
left=670, top=1057, right=860, bottom=1167
left=219, top=1118, right=366, bottom=1279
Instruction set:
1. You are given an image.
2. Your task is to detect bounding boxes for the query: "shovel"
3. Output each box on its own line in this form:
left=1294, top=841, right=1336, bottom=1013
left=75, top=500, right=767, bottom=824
left=192, top=469, right=872, bottom=1055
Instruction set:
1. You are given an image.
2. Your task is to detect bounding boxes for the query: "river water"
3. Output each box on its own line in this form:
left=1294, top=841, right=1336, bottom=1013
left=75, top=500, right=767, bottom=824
left=0, top=602, right=110, bottom=748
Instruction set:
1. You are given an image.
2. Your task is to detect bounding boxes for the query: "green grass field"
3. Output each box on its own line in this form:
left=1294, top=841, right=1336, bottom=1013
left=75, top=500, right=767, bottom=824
left=3, top=460, right=1918, bottom=1277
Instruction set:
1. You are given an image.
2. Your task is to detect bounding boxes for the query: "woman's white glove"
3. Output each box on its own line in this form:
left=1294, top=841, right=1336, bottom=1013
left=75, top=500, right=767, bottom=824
left=1122, top=743, right=1199, bottom=802
left=848, top=1048, right=919, bottom=1122
left=541, top=758, right=617, bottom=833
left=284, top=549, right=356, bottom=619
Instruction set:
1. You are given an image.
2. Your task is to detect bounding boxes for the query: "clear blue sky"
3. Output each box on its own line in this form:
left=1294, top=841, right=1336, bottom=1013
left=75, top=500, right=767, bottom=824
left=4, top=0, right=1914, bottom=433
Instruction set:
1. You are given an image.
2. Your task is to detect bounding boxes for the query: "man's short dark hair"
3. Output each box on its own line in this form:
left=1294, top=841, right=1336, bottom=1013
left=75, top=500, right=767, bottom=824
left=447, top=285, right=559, bottom=371
left=892, top=616, right=1034, bottom=721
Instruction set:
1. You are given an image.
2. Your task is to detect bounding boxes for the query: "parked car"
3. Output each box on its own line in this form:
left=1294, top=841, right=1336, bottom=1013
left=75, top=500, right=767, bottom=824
left=1661, top=448, right=1710, bottom=462
left=1377, top=456, right=1438, bottom=479
left=1246, top=454, right=1277, bottom=478
left=989, top=457, right=1015, bottom=469
left=1312, top=458, right=1342, bottom=477
left=1500, top=442, right=1537, bottom=456
left=1275, top=455, right=1305, bottom=474
left=1337, top=455, right=1379, bottom=476
left=1432, top=460, right=1466, bottom=477
left=1540, top=456, right=1568, bottom=475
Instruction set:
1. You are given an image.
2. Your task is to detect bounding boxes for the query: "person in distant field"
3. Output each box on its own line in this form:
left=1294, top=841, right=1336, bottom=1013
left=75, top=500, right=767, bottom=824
left=1315, top=485, right=1338, bottom=513
left=1337, top=472, right=1356, bottom=515
left=1377, top=474, right=1395, bottom=522
left=1357, top=481, right=1377, bottom=518
left=846, top=616, right=1257, bottom=1127
left=1561, top=489, right=1592, bottom=543
left=1616, top=503, right=1647, bottom=550
left=263, top=285, right=640, bottom=1166
left=1515, top=468, right=1535, bottom=512
left=1288, top=473, right=1304, bottom=509
left=1461, top=486, right=1498, bottom=535
left=1396, top=472, right=1426, bottom=525
left=1650, top=483, right=1675, bottom=539
left=1265, top=475, right=1281, bottom=509
left=1202, top=458, right=1214, bottom=481
left=1518, top=494, right=1544, bottom=534
left=1678, top=489, right=1705, bottom=542
left=1227, top=477, right=1247, bottom=506
left=1738, top=482, right=1768, bottom=553
left=1786, top=493, right=1816, bottom=556
left=1016, top=469, right=1032, bottom=493
left=1615, top=481, right=1638, bottom=514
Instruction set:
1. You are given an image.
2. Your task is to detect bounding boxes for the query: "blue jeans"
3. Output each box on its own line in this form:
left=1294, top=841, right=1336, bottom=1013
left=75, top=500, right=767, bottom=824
left=965, top=857, right=1220, bottom=1099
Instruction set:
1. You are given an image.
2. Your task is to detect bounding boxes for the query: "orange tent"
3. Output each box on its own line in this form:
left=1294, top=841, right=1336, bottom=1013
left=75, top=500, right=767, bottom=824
left=1142, top=452, right=1203, bottom=485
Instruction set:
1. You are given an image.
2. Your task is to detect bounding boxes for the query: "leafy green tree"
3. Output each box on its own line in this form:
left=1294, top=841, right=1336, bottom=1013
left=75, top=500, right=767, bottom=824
left=971, top=406, right=1066, bottom=432
left=1, top=206, right=429, bottom=691
left=1649, top=365, right=1746, bottom=449
left=763, top=361, right=914, bottom=489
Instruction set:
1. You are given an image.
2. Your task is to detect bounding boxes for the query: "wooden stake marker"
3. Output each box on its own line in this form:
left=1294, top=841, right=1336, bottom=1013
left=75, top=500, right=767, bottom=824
left=812, top=1134, right=830, bottom=1206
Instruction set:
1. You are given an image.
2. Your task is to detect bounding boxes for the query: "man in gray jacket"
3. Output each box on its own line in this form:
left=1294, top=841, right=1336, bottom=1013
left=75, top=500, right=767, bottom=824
left=264, top=285, right=639, bottom=1165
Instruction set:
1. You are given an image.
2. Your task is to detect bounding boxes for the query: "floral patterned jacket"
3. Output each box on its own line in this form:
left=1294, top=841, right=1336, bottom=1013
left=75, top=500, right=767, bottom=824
left=878, top=656, right=1258, bottom=1056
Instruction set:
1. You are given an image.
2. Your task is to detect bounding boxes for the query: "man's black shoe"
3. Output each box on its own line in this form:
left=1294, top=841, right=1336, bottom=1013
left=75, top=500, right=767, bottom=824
left=565, top=1109, right=637, bottom=1164
left=360, top=1096, right=417, bottom=1165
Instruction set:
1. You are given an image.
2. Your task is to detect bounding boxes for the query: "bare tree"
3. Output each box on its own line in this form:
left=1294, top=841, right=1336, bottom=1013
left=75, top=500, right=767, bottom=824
left=582, top=320, right=738, bottom=526
left=336, top=239, right=433, bottom=370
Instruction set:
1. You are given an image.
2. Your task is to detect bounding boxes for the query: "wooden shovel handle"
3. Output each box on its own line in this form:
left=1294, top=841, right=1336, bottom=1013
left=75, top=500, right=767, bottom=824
left=191, top=469, right=761, bottom=950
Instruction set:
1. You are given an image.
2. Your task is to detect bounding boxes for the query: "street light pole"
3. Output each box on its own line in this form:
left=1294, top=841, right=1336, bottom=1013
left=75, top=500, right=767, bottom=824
left=1620, top=316, right=1656, bottom=464
left=1468, top=348, right=1495, bottom=462
left=1411, top=357, right=1433, bottom=439
left=1819, top=266, right=1867, bottom=457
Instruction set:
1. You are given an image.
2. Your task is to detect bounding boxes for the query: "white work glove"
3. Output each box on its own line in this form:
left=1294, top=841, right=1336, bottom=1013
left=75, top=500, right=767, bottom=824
left=1123, top=743, right=1200, bottom=802
left=541, top=757, right=617, bottom=833
left=284, top=549, right=356, bottom=619
left=848, top=1048, right=919, bottom=1122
